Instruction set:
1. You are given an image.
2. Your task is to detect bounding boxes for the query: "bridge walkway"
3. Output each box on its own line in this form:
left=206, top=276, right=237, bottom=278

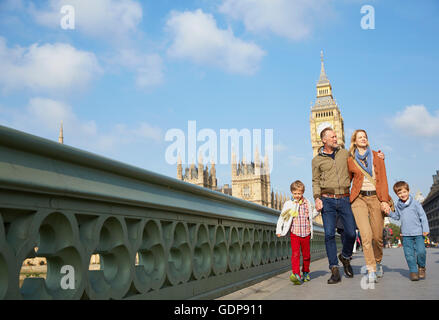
left=219, top=247, right=439, bottom=300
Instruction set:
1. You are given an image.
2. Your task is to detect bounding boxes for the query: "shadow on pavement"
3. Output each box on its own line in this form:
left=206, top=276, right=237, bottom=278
left=382, top=265, right=410, bottom=278
left=351, top=265, right=363, bottom=275
left=309, top=270, right=328, bottom=280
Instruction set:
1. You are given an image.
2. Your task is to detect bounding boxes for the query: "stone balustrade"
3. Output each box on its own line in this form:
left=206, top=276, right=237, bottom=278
left=0, top=125, right=334, bottom=300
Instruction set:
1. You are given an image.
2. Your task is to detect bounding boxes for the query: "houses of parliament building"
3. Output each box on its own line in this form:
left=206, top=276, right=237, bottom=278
left=177, top=51, right=344, bottom=221
left=177, top=149, right=288, bottom=211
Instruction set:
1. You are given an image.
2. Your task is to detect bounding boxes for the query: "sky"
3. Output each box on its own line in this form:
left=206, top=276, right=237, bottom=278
left=0, top=0, right=438, bottom=204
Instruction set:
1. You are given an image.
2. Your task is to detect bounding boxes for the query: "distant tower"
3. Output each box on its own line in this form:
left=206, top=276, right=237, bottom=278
left=178, top=154, right=218, bottom=191
left=264, top=153, right=271, bottom=206
left=177, top=154, right=183, bottom=180
left=58, top=121, right=64, bottom=144
left=210, top=159, right=217, bottom=189
left=310, top=51, right=345, bottom=156
left=231, top=148, right=272, bottom=207
left=415, top=191, right=425, bottom=204
left=198, top=154, right=204, bottom=186
left=231, top=149, right=237, bottom=179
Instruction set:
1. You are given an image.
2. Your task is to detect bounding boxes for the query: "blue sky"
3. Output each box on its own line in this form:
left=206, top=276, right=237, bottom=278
left=0, top=0, right=438, bottom=203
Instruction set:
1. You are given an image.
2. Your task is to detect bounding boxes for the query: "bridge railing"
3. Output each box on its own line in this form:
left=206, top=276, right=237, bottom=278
left=0, top=125, right=329, bottom=300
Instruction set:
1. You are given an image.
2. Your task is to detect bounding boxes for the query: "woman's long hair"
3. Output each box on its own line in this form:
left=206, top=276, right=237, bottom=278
left=349, top=129, right=369, bottom=157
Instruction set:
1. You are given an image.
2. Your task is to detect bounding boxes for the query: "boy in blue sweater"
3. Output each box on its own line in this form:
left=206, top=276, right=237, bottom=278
left=388, top=181, right=430, bottom=281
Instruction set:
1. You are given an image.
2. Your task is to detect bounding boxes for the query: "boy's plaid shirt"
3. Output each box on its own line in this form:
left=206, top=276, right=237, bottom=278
left=290, top=199, right=311, bottom=237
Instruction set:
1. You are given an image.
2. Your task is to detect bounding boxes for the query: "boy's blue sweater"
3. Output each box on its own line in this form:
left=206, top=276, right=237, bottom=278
left=388, top=195, right=430, bottom=236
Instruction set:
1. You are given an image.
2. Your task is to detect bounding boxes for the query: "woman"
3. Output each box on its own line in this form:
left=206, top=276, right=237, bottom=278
left=347, top=129, right=392, bottom=283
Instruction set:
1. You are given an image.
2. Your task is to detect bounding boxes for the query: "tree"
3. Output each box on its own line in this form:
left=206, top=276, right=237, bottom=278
left=387, top=223, right=401, bottom=245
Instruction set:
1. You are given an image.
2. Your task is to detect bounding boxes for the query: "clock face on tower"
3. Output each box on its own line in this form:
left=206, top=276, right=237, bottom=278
left=317, top=121, right=332, bottom=138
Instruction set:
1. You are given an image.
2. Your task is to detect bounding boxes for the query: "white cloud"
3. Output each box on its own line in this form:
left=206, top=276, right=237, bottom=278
left=0, top=37, right=101, bottom=93
left=392, top=105, right=439, bottom=138
left=166, top=9, right=265, bottom=75
left=29, top=0, right=143, bottom=40
left=25, top=1, right=164, bottom=89
left=0, top=98, right=163, bottom=153
left=27, top=97, right=97, bottom=137
left=219, top=0, right=333, bottom=41
left=114, top=50, right=165, bottom=89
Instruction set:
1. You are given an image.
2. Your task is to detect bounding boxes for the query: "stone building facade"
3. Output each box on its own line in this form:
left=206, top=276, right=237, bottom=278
left=231, top=149, right=272, bottom=207
left=177, top=151, right=287, bottom=210
left=177, top=155, right=219, bottom=190
left=423, top=170, right=439, bottom=242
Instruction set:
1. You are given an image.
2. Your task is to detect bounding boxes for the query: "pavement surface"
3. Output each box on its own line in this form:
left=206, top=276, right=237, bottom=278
left=218, top=247, right=439, bottom=300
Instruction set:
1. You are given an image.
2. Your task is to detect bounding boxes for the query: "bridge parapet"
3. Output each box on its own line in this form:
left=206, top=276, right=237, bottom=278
left=0, top=125, right=329, bottom=299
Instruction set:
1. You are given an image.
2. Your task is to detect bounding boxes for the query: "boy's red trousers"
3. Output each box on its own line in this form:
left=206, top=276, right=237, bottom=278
left=290, top=233, right=311, bottom=275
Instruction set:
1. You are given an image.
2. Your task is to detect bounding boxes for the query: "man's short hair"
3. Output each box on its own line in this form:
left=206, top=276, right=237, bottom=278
left=290, top=180, right=305, bottom=193
left=320, top=127, right=334, bottom=141
left=393, top=181, right=409, bottom=194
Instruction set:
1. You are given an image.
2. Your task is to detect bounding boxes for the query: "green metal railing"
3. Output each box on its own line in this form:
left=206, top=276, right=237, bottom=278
left=0, top=125, right=332, bottom=300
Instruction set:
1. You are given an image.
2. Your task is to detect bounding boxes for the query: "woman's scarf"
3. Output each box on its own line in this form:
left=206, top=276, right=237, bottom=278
left=355, top=147, right=373, bottom=177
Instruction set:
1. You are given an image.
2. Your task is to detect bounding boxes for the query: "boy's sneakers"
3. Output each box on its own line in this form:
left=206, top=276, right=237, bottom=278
left=302, top=272, right=310, bottom=282
left=289, top=273, right=302, bottom=285
left=368, top=271, right=377, bottom=283
left=376, top=263, right=384, bottom=278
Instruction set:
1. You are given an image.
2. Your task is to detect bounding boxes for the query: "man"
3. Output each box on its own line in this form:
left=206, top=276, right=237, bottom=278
left=312, top=127, right=357, bottom=284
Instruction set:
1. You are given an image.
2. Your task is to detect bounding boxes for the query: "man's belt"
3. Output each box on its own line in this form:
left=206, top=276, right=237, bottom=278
left=360, top=190, right=377, bottom=196
left=321, top=193, right=350, bottom=199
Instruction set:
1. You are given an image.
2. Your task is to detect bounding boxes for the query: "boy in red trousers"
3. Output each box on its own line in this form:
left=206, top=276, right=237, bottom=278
left=276, top=181, right=319, bottom=284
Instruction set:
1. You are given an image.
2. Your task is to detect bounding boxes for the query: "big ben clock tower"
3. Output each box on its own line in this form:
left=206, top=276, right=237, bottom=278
left=310, top=51, right=345, bottom=157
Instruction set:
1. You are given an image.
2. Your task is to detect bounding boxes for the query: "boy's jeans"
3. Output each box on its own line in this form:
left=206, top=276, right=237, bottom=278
left=402, top=235, right=426, bottom=273
left=321, top=196, right=356, bottom=269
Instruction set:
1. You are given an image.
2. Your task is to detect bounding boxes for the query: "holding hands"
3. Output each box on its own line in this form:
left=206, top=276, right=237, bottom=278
left=315, top=198, right=323, bottom=212
left=377, top=150, right=385, bottom=160
left=380, top=201, right=391, bottom=214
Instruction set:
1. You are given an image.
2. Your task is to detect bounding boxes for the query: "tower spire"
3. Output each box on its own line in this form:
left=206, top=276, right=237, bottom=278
left=231, top=147, right=237, bottom=177
left=254, top=145, right=260, bottom=165
left=177, top=153, right=183, bottom=180
left=316, top=50, right=333, bottom=99
left=58, top=121, right=64, bottom=144
left=318, top=50, right=329, bottom=85
left=210, top=158, right=217, bottom=188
